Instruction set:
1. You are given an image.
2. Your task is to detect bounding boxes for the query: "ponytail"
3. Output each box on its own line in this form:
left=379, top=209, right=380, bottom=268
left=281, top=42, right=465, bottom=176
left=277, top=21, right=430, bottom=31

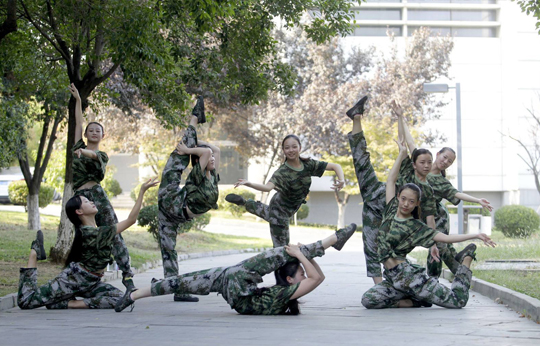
left=64, top=196, right=84, bottom=268
left=274, top=261, right=301, bottom=315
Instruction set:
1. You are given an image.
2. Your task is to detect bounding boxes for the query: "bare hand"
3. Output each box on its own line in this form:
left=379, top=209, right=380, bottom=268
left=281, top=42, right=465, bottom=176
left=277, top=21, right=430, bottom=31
left=394, top=137, right=407, bottom=154
left=140, top=178, right=159, bottom=192
left=479, top=198, right=493, bottom=212
left=68, top=83, right=81, bottom=100
left=331, top=179, right=344, bottom=192
left=429, top=245, right=440, bottom=263
left=74, top=148, right=83, bottom=158
left=390, top=100, right=403, bottom=118
left=234, top=179, right=249, bottom=188
left=477, top=233, right=496, bottom=248
left=175, top=142, right=189, bottom=155
left=285, top=244, right=302, bottom=258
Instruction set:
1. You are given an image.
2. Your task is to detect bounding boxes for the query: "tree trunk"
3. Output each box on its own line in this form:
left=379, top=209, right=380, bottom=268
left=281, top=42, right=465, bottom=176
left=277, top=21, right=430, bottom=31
left=26, top=192, right=41, bottom=230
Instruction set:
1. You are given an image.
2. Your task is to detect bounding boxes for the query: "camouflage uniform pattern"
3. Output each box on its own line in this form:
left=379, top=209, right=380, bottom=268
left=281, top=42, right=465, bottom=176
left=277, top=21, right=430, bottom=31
left=396, top=149, right=437, bottom=224
left=74, top=185, right=133, bottom=278
left=245, top=158, right=327, bottom=248
left=348, top=131, right=386, bottom=277
left=183, top=159, right=219, bottom=215
left=18, top=262, right=123, bottom=310
left=78, top=224, right=117, bottom=272
left=361, top=261, right=472, bottom=309
left=72, top=139, right=108, bottom=190
left=158, top=125, right=210, bottom=279
left=426, top=173, right=462, bottom=277
left=151, top=241, right=324, bottom=314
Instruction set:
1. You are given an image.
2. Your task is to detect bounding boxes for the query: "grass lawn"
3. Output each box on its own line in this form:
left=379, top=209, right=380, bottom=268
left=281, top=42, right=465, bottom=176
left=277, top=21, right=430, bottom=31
left=0, top=211, right=271, bottom=297
left=408, top=230, right=540, bottom=300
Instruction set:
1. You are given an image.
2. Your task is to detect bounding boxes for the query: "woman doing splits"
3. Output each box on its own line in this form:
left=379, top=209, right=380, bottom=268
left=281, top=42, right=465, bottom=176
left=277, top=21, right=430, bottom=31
left=115, top=224, right=357, bottom=314
left=361, top=139, right=495, bottom=309
left=157, top=97, right=221, bottom=302
left=226, top=134, right=345, bottom=247
left=17, top=179, right=158, bottom=309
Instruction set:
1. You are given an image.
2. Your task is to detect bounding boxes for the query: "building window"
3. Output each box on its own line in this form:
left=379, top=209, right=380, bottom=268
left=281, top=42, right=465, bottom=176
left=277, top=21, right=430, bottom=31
left=353, top=26, right=403, bottom=36
left=408, top=26, right=496, bottom=37
left=408, top=10, right=497, bottom=21
left=355, top=9, right=402, bottom=20
left=364, top=0, right=403, bottom=3
left=407, top=0, right=495, bottom=3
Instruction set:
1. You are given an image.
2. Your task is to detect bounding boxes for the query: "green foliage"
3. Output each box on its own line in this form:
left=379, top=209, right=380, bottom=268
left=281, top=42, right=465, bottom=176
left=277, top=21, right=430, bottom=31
left=43, top=146, right=67, bottom=192
left=447, top=201, right=491, bottom=217
left=131, top=181, right=159, bottom=207
left=101, top=166, right=122, bottom=198
left=494, top=205, right=540, bottom=238
left=218, top=188, right=256, bottom=217
left=296, top=204, right=309, bottom=220
left=515, top=0, right=540, bottom=34
left=137, top=204, right=211, bottom=241
left=8, top=181, right=55, bottom=208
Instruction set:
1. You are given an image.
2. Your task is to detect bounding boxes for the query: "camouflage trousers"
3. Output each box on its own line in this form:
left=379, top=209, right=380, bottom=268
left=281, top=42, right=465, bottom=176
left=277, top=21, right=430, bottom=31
left=361, top=261, right=472, bottom=309
left=17, top=262, right=123, bottom=309
left=426, top=203, right=459, bottom=277
left=245, top=192, right=295, bottom=247
left=151, top=241, right=325, bottom=308
left=75, top=184, right=133, bottom=278
left=158, top=125, right=198, bottom=279
left=349, top=131, right=386, bottom=277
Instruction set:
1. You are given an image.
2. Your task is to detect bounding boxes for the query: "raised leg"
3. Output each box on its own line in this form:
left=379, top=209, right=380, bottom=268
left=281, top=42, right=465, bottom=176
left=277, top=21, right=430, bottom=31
left=245, top=199, right=291, bottom=247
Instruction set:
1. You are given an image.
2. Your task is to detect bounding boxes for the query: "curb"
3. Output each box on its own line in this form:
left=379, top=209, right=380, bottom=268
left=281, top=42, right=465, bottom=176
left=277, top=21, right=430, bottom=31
left=0, top=247, right=270, bottom=312
left=441, top=269, right=540, bottom=323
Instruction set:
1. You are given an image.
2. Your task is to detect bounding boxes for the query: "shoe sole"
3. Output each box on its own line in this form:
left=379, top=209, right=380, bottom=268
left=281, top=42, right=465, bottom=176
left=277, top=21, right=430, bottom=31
left=334, top=223, right=357, bottom=251
left=225, top=194, right=245, bottom=206
left=346, top=96, right=368, bottom=119
left=455, top=244, right=477, bottom=264
left=36, top=230, right=46, bottom=261
left=174, top=296, right=199, bottom=302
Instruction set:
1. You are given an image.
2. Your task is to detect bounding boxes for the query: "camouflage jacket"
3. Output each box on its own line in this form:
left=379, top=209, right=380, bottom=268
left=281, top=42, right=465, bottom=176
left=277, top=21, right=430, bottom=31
left=377, top=197, right=439, bottom=264
left=427, top=173, right=461, bottom=206
left=184, top=162, right=219, bottom=215
left=79, top=224, right=117, bottom=272
left=72, top=139, right=109, bottom=190
left=233, top=283, right=299, bottom=315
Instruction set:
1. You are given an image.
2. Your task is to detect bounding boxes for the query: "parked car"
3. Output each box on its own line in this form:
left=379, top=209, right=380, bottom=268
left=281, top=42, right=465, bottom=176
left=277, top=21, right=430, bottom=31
left=0, top=174, right=24, bottom=204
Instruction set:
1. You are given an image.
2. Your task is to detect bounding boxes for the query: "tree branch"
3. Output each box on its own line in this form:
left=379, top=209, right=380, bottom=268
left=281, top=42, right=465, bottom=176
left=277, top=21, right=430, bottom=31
left=40, top=113, right=62, bottom=179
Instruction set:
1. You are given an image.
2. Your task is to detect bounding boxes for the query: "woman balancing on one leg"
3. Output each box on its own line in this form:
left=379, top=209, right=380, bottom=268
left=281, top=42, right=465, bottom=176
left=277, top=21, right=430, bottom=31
left=17, top=179, right=158, bottom=309
left=115, top=224, right=357, bottom=314
left=226, top=134, right=345, bottom=247
left=68, top=84, right=136, bottom=291
left=361, top=138, right=496, bottom=309
left=157, top=97, right=221, bottom=302
left=394, top=104, right=493, bottom=278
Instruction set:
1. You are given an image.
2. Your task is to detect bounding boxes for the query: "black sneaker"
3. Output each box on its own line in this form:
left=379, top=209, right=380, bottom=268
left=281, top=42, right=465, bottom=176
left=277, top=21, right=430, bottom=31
left=174, top=294, right=199, bottom=302
left=115, top=288, right=137, bottom=312
left=192, top=96, right=206, bottom=124
left=333, top=223, right=357, bottom=251
left=122, top=276, right=136, bottom=291
left=225, top=194, right=246, bottom=206
left=346, top=95, right=368, bottom=119
left=31, top=230, right=47, bottom=261
left=455, top=243, right=477, bottom=264
left=411, top=298, right=432, bottom=308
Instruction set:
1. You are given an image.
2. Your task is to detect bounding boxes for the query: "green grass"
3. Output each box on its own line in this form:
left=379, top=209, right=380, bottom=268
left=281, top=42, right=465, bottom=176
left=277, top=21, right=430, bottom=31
left=0, top=211, right=271, bottom=297
left=408, top=230, right=540, bottom=300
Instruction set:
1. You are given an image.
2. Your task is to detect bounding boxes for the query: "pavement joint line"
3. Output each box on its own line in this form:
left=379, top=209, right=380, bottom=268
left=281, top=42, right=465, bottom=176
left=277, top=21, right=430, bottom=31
left=0, top=247, right=271, bottom=312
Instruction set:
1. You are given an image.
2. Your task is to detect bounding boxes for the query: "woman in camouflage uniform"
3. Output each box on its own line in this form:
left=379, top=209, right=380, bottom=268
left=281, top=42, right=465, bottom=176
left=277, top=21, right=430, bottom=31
left=114, top=224, right=357, bottom=314
left=361, top=139, right=495, bottom=309
left=226, top=134, right=345, bottom=248
left=68, top=84, right=135, bottom=291
left=157, top=97, right=221, bottom=302
left=17, top=179, right=158, bottom=310
left=395, top=106, right=494, bottom=278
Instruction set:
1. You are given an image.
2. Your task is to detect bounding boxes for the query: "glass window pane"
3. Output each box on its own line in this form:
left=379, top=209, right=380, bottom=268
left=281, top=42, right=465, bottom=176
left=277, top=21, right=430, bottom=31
left=355, top=9, right=402, bottom=20
left=408, top=10, right=451, bottom=21
left=408, top=10, right=496, bottom=22
left=451, top=10, right=496, bottom=21
left=407, top=0, right=495, bottom=3
left=408, top=26, right=496, bottom=37
left=353, top=26, right=402, bottom=36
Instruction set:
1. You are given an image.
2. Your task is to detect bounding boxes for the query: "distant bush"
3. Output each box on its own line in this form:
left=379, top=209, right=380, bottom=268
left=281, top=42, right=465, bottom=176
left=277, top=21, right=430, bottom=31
left=296, top=204, right=309, bottom=220
left=102, top=166, right=122, bottom=198
left=131, top=181, right=159, bottom=207
left=8, top=181, right=55, bottom=208
left=494, top=205, right=539, bottom=238
left=137, top=204, right=211, bottom=242
left=218, top=188, right=256, bottom=217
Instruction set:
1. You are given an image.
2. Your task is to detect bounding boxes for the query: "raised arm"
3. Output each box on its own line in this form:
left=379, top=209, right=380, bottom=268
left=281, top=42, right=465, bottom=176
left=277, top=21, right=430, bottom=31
left=198, top=140, right=221, bottom=173
left=116, top=178, right=159, bottom=234
left=286, top=244, right=324, bottom=300
left=455, top=192, right=493, bottom=212
left=433, top=232, right=496, bottom=247
left=234, top=179, right=275, bottom=192
left=386, top=138, right=409, bottom=204
left=176, top=142, right=213, bottom=171
left=68, top=84, right=84, bottom=143
left=325, top=163, right=345, bottom=192
left=391, top=101, right=417, bottom=153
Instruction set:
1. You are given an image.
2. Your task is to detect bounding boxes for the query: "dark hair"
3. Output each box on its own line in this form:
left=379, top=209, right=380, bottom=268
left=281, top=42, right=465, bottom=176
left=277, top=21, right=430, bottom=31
left=412, top=148, right=433, bottom=164
left=84, top=121, right=104, bottom=135
left=64, top=196, right=84, bottom=267
left=281, top=134, right=309, bottom=164
left=438, top=147, right=456, bottom=178
left=397, top=183, right=422, bottom=219
left=190, top=144, right=212, bottom=168
left=274, top=261, right=301, bottom=315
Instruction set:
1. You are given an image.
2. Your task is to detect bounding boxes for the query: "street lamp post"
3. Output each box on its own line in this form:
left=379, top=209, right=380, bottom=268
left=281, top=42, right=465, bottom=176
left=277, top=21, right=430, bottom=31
left=423, top=82, right=464, bottom=235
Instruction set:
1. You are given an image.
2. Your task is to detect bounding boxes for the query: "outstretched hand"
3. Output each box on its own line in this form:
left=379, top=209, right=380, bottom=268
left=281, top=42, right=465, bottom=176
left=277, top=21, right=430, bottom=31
left=479, top=198, right=493, bottom=212
left=234, top=179, right=249, bottom=188
left=477, top=233, right=497, bottom=248
left=140, top=178, right=159, bottom=192
left=68, top=83, right=80, bottom=100
left=331, top=179, right=344, bottom=192
left=429, top=245, right=440, bottom=263
left=390, top=100, right=403, bottom=118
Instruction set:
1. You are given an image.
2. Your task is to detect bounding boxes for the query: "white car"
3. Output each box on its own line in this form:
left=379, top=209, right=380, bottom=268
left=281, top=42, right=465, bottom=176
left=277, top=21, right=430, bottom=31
left=0, top=174, right=24, bottom=203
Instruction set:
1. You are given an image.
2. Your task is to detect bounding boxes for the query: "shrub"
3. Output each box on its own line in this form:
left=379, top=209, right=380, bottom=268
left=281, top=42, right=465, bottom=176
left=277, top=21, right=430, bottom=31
left=131, top=181, right=159, bottom=207
left=494, top=205, right=540, bottom=238
left=8, top=181, right=55, bottom=208
left=218, top=188, right=256, bottom=217
left=137, top=204, right=212, bottom=242
left=102, top=166, right=122, bottom=198
left=296, top=204, right=309, bottom=220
